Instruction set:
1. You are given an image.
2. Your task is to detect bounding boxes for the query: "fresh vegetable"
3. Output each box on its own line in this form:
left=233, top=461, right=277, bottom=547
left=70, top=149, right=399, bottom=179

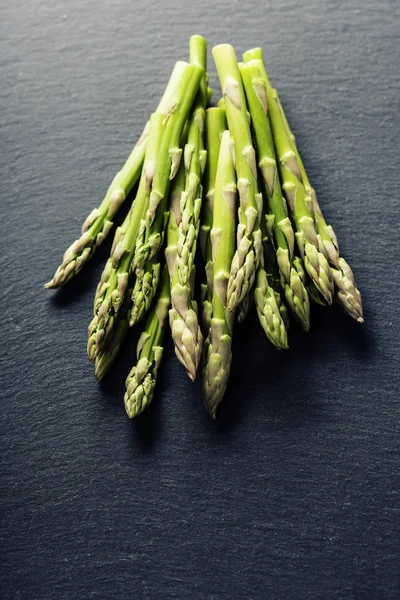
left=46, top=38, right=364, bottom=421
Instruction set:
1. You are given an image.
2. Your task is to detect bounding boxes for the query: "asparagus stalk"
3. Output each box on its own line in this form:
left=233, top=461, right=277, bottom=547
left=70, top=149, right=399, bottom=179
left=94, top=294, right=131, bottom=380
left=45, top=61, right=188, bottom=289
left=253, top=200, right=289, bottom=348
left=169, top=245, right=203, bottom=379
left=203, top=130, right=237, bottom=418
left=275, top=92, right=363, bottom=322
left=166, top=36, right=207, bottom=381
left=124, top=265, right=170, bottom=418
left=200, top=107, right=226, bottom=260
left=257, top=93, right=327, bottom=308
left=200, top=107, right=226, bottom=334
left=87, top=113, right=165, bottom=360
left=213, top=44, right=263, bottom=311
left=239, top=61, right=310, bottom=332
left=164, top=152, right=186, bottom=282
left=271, top=92, right=330, bottom=309
left=243, top=48, right=334, bottom=305
left=164, top=139, right=202, bottom=380
left=130, top=62, right=204, bottom=325
left=254, top=242, right=289, bottom=350
left=262, top=221, right=290, bottom=318
left=129, top=254, right=161, bottom=326
left=264, top=243, right=290, bottom=328
left=176, top=35, right=208, bottom=285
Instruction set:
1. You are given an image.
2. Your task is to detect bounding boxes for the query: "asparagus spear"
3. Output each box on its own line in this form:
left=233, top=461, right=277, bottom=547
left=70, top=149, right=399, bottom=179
left=45, top=61, right=188, bottom=289
left=94, top=294, right=130, bottom=380
left=203, top=130, right=237, bottom=418
left=264, top=244, right=290, bottom=329
left=130, top=62, right=204, bottom=325
left=165, top=139, right=202, bottom=380
left=200, top=107, right=226, bottom=335
left=124, top=266, right=170, bottom=418
left=276, top=102, right=341, bottom=312
left=243, top=48, right=334, bottom=305
left=275, top=92, right=363, bottom=322
left=271, top=93, right=332, bottom=309
left=239, top=61, right=310, bottom=332
left=200, top=107, right=226, bottom=261
left=95, top=116, right=190, bottom=377
left=167, top=36, right=207, bottom=380
left=213, top=44, right=263, bottom=311
left=176, top=35, right=208, bottom=285
left=87, top=113, right=165, bottom=360
left=169, top=250, right=203, bottom=381
left=129, top=254, right=161, bottom=326
left=164, top=150, right=186, bottom=281
left=254, top=242, right=289, bottom=350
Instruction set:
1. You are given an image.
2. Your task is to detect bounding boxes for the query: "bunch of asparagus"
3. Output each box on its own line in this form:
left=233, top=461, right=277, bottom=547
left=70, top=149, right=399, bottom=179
left=46, top=37, right=363, bottom=420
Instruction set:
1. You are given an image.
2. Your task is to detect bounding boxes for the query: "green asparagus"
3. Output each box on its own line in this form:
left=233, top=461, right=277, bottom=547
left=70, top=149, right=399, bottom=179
left=87, top=113, right=165, bottom=360
left=165, top=138, right=203, bottom=380
left=203, top=130, right=237, bottom=418
left=176, top=35, right=208, bottom=286
left=200, top=107, right=226, bottom=334
left=130, top=62, right=204, bottom=325
left=124, top=265, right=170, bottom=418
left=263, top=239, right=290, bottom=329
left=243, top=48, right=334, bottom=305
left=254, top=244, right=289, bottom=350
left=275, top=92, right=363, bottom=322
left=166, top=36, right=207, bottom=380
left=94, top=294, right=131, bottom=380
left=213, top=44, right=263, bottom=311
left=239, top=60, right=310, bottom=331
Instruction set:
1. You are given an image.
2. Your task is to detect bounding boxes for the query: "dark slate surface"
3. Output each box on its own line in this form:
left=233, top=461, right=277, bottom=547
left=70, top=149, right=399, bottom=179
left=1, top=0, right=399, bottom=598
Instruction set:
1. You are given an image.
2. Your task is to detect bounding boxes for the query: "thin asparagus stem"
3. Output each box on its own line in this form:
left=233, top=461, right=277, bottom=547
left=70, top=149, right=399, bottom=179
left=88, top=113, right=165, bottom=360
left=203, top=130, right=237, bottom=418
left=263, top=239, right=290, bottom=329
left=165, top=134, right=202, bottom=380
left=254, top=200, right=289, bottom=349
left=275, top=91, right=363, bottom=322
left=254, top=249, right=289, bottom=349
left=94, top=294, right=131, bottom=380
left=200, top=107, right=226, bottom=335
left=130, top=62, right=204, bottom=325
left=167, top=36, right=208, bottom=380
left=124, top=266, right=170, bottom=418
left=243, top=48, right=334, bottom=305
left=239, top=60, right=310, bottom=331
left=213, top=44, right=263, bottom=311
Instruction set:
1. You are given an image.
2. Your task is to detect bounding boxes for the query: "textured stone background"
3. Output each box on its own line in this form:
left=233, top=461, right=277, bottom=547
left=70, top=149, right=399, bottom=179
left=1, top=0, right=399, bottom=598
